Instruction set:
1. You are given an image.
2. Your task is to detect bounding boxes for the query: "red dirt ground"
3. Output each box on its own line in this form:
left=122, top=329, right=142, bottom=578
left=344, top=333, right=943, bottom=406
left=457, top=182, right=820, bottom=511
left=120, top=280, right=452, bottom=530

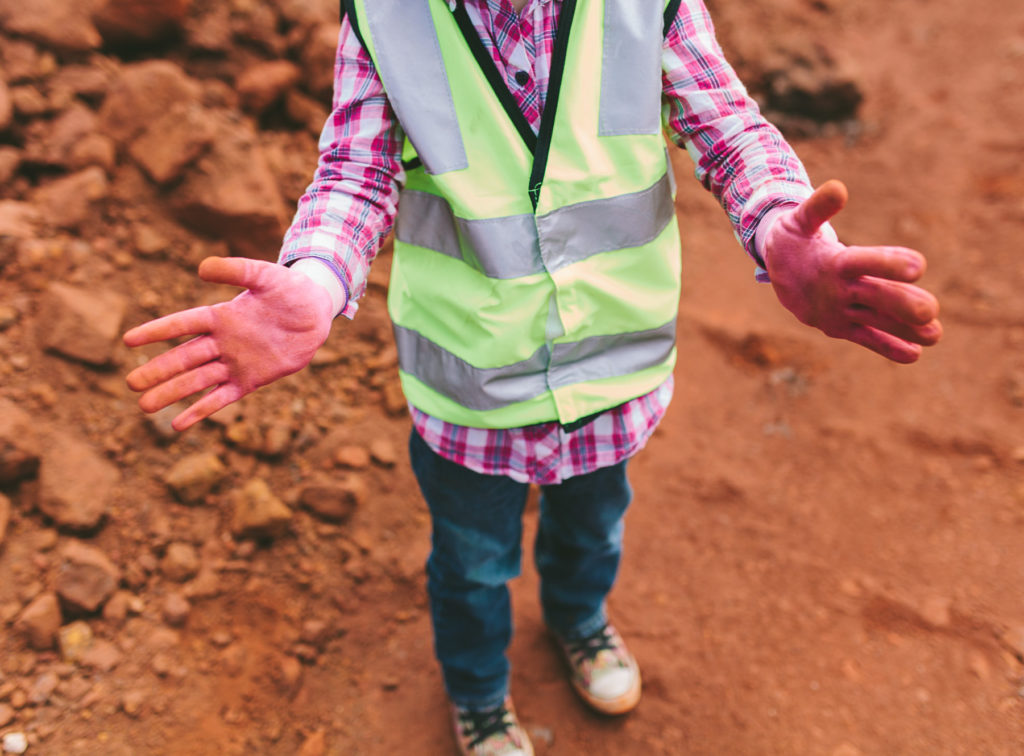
left=2, top=1, right=1024, bottom=754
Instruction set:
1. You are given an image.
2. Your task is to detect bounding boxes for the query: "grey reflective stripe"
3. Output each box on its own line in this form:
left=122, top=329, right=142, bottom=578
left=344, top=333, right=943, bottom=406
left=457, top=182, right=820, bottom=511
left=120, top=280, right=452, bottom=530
left=537, top=171, right=674, bottom=271
left=393, top=318, right=676, bottom=411
left=362, top=2, right=467, bottom=174
left=394, top=324, right=551, bottom=411
left=396, top=191, right=543, bottom=279
left=549, top=318, right=676, bottom=389
left=599, top=0, right=664, bottom=136
left=396, top=171, right=673, bottom=277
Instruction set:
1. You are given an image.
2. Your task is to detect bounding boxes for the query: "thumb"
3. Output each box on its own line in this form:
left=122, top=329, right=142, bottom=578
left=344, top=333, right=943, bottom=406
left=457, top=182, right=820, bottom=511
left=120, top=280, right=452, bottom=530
left=792, top=179, right=848, bottom=236
left=197, top=256, right=273, bottom=291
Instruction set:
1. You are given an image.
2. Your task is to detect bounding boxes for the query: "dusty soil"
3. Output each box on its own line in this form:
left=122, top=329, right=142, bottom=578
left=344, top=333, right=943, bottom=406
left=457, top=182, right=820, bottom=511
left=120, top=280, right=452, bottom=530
left=2, top=0, right=1024, bottom=754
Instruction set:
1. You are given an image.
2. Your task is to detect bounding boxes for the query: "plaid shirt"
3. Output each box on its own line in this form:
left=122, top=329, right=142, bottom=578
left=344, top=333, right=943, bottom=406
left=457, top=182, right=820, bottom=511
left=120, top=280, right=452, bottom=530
left=280, top=0, right=815, bottom=484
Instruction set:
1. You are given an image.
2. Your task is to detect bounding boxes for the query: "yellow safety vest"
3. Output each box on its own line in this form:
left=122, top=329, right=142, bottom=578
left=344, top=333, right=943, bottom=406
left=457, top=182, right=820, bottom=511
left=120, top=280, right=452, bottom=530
left=349, top=0, right=682, bottom=428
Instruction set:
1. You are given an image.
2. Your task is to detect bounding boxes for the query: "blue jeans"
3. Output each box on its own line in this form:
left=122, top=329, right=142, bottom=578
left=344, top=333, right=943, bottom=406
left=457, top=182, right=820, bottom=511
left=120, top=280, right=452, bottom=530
left=409, top=430, right=632, bottom=710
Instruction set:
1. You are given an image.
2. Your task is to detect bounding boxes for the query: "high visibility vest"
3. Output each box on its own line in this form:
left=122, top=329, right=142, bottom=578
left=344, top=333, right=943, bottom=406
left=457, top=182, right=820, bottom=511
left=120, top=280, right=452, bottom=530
left=348, top=0, right=682, bottom=429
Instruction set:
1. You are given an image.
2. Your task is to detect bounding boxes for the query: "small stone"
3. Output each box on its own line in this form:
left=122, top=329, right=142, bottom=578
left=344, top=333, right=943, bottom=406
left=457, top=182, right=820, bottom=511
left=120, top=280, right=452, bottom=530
left=2, top=732, right=28, bottom=755
left=101, top=591, right=132, bottom=624
left=58, top=620, right=95, bottom=663
left=162, top=593, right=190, bottom=627
left=80, top=639, right=123, bottom=672
left=231, top=479, right=292, bottom=539
left=0, top=703, right=13, bottom=727
left=0, top=493, right=10, bottom=546
left=276, top=655, right=302, bottom=693
left=334, top=446, right=370, bottom=469
left=28, top=671, right=58, bottom=704
left=56, top=541, right=121, bottom=614
left=15, top=593, right=62, bottom=651
left=299, top=619, right=330, bottom=646
left=160, top=542, right=200, bottom=582
left=298, top=479, right=361, bottom=523
left=121, top=690, right=145, bottom=718
left=368, top=439, right=397, bottom=467
left=163, top=452, right=228, bottom=504
left=297, top=730, right=326, bottom=756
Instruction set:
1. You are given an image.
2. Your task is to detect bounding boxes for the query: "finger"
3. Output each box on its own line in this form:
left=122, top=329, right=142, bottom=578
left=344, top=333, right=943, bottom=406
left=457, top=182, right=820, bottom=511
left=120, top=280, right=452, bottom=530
left=836, top=246, right=927, bottom=282
left=841, top=324, right=924, bottom=364
left=171, top=384, right=244, bottom=431
left=846, top=306, right=943, bottom=346
left=137, top=360, right=232, bottom=413
left=791, top=179, right=848, bottom=235
left=123, top=306, right=215, bottom=347
left=126, top=335, right=220, bottom=392
left=846, top=277, right=940, bottom=325
left=198, top=256, right=276, bottom=292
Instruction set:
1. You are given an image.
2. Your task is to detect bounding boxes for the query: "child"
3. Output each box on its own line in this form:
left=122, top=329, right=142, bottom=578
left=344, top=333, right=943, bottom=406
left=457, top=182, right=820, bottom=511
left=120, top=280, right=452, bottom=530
left=124, top=1, right=941, bottom=754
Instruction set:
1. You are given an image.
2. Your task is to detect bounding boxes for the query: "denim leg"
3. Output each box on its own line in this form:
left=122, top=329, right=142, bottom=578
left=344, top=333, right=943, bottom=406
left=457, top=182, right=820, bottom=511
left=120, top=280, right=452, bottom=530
left=409, top=430, right=530, bottom=710
left=535, top=460, right=632, bottom=641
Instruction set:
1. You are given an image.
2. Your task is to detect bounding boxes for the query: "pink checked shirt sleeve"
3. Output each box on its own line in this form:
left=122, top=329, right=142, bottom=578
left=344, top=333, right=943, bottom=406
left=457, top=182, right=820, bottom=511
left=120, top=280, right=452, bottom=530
left=277, top=18, right=404, bottom=319
left=278, top=0, right=816, bottom=484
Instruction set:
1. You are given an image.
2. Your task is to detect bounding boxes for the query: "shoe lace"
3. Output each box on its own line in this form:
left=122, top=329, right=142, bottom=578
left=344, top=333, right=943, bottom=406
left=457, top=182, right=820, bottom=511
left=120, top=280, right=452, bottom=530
left=458, top=703, right=515, bottom=749
left=565, top=624, right=617, bottom=665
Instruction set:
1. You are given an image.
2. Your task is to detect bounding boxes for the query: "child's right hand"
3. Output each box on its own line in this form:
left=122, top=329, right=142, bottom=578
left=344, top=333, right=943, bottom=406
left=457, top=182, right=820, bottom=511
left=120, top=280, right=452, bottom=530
left=123, top=256, right=334, bottom=431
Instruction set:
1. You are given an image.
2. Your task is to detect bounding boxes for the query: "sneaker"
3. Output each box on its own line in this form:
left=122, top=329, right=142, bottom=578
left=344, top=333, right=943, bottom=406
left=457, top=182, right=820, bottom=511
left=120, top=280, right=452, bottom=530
left=557, top=623, right=641, bottom=715
left=451, top=697, right=534, bottom=756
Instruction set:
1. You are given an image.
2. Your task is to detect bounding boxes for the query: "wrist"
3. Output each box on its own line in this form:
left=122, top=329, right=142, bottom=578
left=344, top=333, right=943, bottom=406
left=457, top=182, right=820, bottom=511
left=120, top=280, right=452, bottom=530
left=289, top=258, right=348, bottom=318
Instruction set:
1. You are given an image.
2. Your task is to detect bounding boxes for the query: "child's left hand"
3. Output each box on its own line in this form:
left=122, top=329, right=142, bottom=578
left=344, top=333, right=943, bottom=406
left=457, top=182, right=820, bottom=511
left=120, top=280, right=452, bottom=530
left=763, top=180, right=942, bottom=363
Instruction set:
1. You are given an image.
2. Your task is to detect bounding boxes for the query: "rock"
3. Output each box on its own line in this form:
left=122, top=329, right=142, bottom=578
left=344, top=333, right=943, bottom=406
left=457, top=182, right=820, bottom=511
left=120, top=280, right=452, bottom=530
left=57, top=620, right=94, bottom=662
left=100, top=60, right=203, bottom=146
left=298, top=730, right=327, bottom=756
left=369, top=439, right=398, bottom=467
left=92, top=0, right=192, bottom=46
left=163, top=452, right=228, bottom=504
left=285, top=89, right=329, bottom=134
left=22, top=102, right=97, bottom=168
left=0, top=201, right=41, bottom=240
left=161, top=542, right=200, bottom=583
left=300, top=619, right=330, bottom=646
left=0, top=493, right=9, bottom=546
left=101, top=591, right=132, bottom=624
left=0, top=0, right=101, bottom=52
left=761, top=48, right=863, bottom=124
left=37, top=282, right=126, bottom=366
left=231, top=478, right=292, bottom=539
left=28, top=671, right=58, bottom=704
left=48, top=64, right=112, bottom=102
left=67, top=132, right=117, bottom=172
left=0, top=703, right=12, bottom=727
left=37, top=431, right=118, bottom=531
left=56, top=541, right=121, bottom=614
left=300, top=23, right=342, bottom=100
left=299, top=478, right=362, bottom=523
left=184, top=566, right=221, bottom=599
left=0, top=398, right=41, bottom=484
left=15, top=593, right=62, bottom=650
left=171, top=117, right=288, bottom=260
left=335, top=445, right=371, bottom=469
left=0, top=147, right=19, bottom=185
left=1, top=732, right=27, bottom=755
left=121, top=689, right=145, bottom=717
left=0, top=80, right=10, bottom=131
left=129, top=102, right=215, bottom=184
left=161, top=592, right=190, bottom=627
left=30, top=166, right=110, bottom=231
left=237, top=60, right=302, bottom=114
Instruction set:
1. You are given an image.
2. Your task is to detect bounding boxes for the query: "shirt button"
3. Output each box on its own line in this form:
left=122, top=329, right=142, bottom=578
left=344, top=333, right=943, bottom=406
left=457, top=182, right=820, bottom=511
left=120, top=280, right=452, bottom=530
left=514, top=70, right=530, bottom=86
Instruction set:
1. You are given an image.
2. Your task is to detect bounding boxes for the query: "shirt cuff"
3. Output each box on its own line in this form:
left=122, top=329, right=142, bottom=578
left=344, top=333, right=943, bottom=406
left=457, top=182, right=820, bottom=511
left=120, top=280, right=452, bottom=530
left=287, top=258, right=350, bottom=318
